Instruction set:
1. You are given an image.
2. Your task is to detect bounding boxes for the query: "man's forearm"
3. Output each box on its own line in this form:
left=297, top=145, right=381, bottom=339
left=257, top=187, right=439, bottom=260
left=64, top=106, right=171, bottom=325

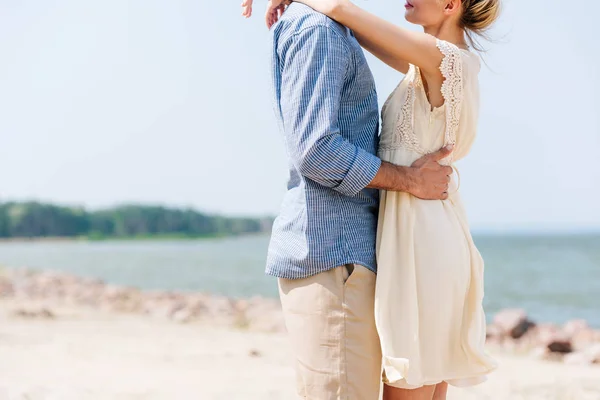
left=367, top=145, right=454, bottom=199
left=366, top=161, right=417, bottom=193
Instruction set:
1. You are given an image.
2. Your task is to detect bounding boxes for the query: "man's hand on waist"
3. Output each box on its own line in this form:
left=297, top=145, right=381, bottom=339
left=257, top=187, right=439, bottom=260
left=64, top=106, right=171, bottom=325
left=367, top=145, right=454, bottom=200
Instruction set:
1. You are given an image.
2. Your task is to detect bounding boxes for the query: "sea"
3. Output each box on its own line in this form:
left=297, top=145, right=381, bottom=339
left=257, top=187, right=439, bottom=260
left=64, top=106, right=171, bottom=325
left=0, top=234, right=598, bottom=327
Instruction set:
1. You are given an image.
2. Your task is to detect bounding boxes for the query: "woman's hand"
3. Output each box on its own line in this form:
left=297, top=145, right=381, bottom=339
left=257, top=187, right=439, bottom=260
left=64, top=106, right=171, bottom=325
left=243, top=0, right=288, bottom=28
left=241, top=0, right=253, bottom=18
left=265, top=0, right=290, bottom=28
left=263, top=0, right=348, bottom=29
left=243, top=0, right=348, bottom=29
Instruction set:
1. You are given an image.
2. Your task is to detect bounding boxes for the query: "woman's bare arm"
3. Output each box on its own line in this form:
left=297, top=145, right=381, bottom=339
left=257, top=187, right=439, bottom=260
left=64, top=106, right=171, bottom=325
left=308, top=1, right=443, bottom=75
left=353, top=30, right=410, bottom=74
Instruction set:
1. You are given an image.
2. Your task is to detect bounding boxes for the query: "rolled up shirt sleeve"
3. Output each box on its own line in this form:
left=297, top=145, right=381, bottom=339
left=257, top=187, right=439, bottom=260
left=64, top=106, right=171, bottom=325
left=278, top=25, right=381, bottom=197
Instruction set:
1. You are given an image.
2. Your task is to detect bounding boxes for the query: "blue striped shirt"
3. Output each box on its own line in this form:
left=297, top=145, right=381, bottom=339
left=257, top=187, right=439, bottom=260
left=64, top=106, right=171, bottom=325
left=266, top=3, right=381, bottom=279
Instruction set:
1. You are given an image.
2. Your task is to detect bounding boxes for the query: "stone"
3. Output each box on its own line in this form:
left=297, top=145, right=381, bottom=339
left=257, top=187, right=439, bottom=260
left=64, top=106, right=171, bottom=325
left=530, top=323, right=573, bottom=353
left=572, top=328, right=596, bottom=351
left=486, top=323, right=503, bottom=339
left=585, top=343, right=600, bottom=363
left=546, top=332, right=572, bottom=354
left=563, top=319, right=589, bottom=336
left=12, top=307, right=55, bottom=319
left=172, top=308, right=194, bottom=323
left=248, top=349, right=262, bottom=357
left=0, top=276, right=14, bottom=297
left=530, top=346, right=550, bottom=360
left=532, top=323, right=558, bottom=345
left=39, top=308, right=55, bottom=319
left=165, top=300, right=187, bottom=318
left=149, top=304, right=175, bottom=319
left=206, top=296, right=236, bottom=318
left=493, top=309, right=535, bottom=339
left=235, top=299, right=249, bottom=312
left=184, top=296, right=208, bottom=318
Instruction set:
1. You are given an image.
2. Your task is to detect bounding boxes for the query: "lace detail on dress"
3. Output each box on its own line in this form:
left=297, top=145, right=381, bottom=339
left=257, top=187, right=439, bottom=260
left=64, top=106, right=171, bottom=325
left=379, top=66, right=427, bottom=154
left=379, top=40, right=464, bottom=162
left=436, top=39, right=463, bottom=152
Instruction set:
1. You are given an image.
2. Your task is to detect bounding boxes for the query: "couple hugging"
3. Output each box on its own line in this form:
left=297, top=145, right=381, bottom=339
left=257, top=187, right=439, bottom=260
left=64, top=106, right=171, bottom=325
left=242, top=0, right=500, bottom=399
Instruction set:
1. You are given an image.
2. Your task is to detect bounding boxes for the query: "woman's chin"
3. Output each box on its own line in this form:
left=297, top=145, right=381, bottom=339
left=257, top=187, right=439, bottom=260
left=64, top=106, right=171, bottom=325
left=404, top=10, right=416, bottom=23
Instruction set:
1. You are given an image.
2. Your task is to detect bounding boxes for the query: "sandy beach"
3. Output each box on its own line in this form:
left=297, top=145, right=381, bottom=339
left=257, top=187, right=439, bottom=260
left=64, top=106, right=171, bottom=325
left=1, top=298, right=599, bottom=400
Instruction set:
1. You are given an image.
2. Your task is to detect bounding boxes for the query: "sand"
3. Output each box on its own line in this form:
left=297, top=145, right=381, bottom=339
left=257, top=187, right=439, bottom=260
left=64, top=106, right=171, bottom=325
left=0, top=300, right=599, bottom=400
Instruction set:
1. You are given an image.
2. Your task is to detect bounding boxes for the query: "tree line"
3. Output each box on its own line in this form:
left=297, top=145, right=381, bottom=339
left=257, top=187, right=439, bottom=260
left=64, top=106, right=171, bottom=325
left=0, top=202, right=273, bottom=239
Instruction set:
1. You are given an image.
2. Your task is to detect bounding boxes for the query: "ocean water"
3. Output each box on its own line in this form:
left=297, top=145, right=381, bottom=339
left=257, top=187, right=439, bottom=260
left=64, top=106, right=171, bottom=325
left=0, top=234, right=598, bottom=327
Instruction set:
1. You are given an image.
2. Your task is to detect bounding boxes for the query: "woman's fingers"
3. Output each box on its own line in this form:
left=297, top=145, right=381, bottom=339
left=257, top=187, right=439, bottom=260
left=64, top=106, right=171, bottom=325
left=241, top=0, right=253, bottom=18
left=246, top=0, right=288, bottom=26
left=266, top=9, right=278, bottom=28
left=265, top=0, right=286, bottom=28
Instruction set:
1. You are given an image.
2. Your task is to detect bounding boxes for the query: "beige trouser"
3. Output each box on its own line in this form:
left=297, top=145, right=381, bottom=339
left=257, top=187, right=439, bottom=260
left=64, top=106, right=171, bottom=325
left=278, top=264, right=382, bottom=400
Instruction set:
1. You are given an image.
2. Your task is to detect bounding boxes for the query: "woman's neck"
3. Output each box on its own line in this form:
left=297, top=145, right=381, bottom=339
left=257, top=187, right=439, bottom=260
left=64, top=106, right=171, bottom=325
left=423, top=22, right=468, bottom=50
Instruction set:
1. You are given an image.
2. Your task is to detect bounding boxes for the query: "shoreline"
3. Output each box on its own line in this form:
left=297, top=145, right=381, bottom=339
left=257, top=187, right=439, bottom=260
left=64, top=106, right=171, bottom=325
left=1, top=267, right=599, bottom=367
left=0, top=232, right=269, bottom=243
left=1, top=231, right=598, bottom=242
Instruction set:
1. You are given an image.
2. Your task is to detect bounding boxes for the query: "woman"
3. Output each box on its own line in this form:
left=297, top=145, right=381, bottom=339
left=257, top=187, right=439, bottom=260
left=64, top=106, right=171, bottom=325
left=246, top=0, right=500, bottom=399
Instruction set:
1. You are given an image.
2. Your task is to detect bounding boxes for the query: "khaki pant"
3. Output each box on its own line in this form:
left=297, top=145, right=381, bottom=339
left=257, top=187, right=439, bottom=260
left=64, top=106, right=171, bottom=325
left=278, top=264, right=382, bottom=399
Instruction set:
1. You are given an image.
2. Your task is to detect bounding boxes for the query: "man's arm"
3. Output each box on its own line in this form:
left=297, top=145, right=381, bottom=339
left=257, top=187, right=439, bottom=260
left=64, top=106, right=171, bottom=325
left=279, top=24, right=453, bottom=199
left=368, top=146, right=454, bottom=200
left=279, top=25, right=382, bottom=197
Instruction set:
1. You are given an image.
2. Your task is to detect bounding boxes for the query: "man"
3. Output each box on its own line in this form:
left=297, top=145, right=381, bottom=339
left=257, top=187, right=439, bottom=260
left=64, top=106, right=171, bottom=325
left=243, top=2, right=453, bottom=398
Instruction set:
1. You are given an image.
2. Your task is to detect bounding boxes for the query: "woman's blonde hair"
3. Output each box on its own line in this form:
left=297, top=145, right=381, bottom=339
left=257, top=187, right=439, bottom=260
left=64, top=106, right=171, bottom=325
left=460, top=0, right=501, bottom=51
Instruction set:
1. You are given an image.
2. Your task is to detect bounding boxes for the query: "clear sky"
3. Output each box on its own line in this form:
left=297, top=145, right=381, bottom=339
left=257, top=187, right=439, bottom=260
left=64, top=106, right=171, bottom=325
left=0, top=0, right=598, bottom=232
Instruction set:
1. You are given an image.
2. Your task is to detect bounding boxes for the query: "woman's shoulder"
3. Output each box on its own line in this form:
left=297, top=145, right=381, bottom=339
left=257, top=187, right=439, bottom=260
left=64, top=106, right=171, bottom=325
left=435, top=39, right=481, bottom=81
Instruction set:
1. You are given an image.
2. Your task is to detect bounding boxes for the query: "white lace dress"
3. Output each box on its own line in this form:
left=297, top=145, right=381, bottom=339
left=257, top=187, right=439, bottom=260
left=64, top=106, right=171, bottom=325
left=375, top=40, right=497, bottom=389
